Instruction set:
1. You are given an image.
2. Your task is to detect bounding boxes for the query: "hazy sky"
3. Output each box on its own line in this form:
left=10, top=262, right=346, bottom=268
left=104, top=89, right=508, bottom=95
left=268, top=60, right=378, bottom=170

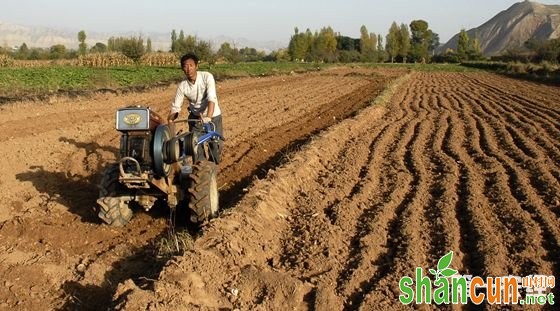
left=1, top=0, right=559, bottom=44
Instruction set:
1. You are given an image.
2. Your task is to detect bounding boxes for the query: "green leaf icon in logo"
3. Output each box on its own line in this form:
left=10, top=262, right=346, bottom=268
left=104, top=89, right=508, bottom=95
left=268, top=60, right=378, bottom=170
left=437, top=251, right=454, bottom=271
left=440, top=268, right=457, bottom=277
left=432, top=251, right=457, bottom=281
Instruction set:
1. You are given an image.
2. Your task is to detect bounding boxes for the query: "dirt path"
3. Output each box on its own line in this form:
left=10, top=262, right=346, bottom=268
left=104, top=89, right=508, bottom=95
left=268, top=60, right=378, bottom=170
left=109, top=71, right=559, bottom=310
left=0, top=67, right=398, bottom=310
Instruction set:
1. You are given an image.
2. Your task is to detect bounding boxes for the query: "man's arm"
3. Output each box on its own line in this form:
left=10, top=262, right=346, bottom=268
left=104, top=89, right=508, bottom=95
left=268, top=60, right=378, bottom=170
left=206, top=101, right=215, bottom=119
left=169, top=84, right=184, bottom=121
left=205, top=73, right=218, bottom=118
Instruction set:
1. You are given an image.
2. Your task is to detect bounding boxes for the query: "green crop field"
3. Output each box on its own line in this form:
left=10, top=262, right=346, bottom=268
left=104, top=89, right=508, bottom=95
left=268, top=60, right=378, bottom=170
left=0, top=62, right=329, bottom=98
left=0, top=66, right=181, bottom=97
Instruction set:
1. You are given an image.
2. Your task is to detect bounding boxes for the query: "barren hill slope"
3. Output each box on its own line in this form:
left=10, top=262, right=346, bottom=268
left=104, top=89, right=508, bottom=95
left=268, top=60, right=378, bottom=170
left=440, top=0, right=560, bottom=55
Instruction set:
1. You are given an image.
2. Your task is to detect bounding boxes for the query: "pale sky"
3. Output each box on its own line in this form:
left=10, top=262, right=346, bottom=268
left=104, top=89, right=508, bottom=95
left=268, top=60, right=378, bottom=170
left=1, top=0, right=559, bottom=44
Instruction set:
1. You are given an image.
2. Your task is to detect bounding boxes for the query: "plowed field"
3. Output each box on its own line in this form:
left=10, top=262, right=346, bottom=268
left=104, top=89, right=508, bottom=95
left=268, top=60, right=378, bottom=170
left=0, top=67, right=558, bottom=310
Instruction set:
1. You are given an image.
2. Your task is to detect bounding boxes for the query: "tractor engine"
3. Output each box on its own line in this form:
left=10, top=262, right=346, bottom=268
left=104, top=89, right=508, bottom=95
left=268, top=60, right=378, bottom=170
left=117, top=107, right=159, bottom=173
left=97, top=105, right=220, bottom=227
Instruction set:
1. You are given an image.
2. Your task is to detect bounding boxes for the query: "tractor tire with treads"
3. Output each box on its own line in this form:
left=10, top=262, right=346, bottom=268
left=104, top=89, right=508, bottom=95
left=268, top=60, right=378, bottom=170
left=188, top=161, right=219, bottom=224
left=97, top=165, right=133, bottom=227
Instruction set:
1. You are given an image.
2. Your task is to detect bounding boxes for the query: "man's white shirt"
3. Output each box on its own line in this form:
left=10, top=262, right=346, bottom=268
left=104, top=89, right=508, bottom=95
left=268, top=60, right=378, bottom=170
left=171, top=71, right=221, bottom=117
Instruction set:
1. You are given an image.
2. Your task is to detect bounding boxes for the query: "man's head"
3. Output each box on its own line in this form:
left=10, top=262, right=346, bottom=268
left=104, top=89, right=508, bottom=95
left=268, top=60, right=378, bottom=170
left=180, top=53, right=199, bottom=82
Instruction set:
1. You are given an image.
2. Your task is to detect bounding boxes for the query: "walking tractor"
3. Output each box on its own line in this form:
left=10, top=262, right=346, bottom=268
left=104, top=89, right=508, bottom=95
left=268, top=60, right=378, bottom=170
left=96, top=105, right=224, bottom=226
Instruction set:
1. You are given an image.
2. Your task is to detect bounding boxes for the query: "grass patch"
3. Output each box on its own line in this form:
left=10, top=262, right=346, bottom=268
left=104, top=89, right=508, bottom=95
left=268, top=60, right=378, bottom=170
left=155, top=229, right=195, bottom=258
left=407, top=63, right=482, bottom=72
left=371, top=72, right=413, bottom=107
left=352, top=62, right=482, bottom=72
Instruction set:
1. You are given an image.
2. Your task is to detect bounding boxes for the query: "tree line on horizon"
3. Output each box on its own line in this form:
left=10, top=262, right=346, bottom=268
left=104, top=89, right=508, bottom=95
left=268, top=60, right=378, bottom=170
left=1, top=22, right=559, bottom=65
left=287, top=21, right=438, bottom=64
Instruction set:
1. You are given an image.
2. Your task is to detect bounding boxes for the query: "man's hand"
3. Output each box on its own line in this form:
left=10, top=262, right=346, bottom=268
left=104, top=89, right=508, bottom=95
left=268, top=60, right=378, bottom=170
left=168, top=112, right=178, bottom=122
left=202, top=116, right=212, bottom=123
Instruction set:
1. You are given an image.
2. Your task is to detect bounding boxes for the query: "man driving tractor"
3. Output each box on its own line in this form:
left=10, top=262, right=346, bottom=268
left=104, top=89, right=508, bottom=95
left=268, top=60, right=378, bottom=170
left=168, top=52, right=224, bottom=163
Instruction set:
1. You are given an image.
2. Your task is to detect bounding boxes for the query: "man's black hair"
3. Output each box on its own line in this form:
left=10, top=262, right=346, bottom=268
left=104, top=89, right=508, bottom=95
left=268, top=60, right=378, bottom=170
left=180, top=52, right=199, bottom=66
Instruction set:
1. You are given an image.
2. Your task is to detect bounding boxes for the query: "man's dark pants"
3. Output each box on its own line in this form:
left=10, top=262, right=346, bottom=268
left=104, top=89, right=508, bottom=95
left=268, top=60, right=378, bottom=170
left=188, top=113, right=223, bottom=164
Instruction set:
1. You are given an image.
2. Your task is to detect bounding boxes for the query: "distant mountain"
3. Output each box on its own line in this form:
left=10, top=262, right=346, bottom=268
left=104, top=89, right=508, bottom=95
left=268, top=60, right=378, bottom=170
left=0, top=21, right=170, bottom=51
left=439, top=0, right=560, bottom=55
left=0, top=21, right=286, bottom=53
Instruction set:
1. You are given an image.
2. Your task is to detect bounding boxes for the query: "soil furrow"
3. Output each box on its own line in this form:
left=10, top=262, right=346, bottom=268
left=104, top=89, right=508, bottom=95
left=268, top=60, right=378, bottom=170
left=469, top=109, right=560, bottom=279
left=496, top=93, right=560, bottom=128
left=483, top=96, right=560, bottom=179
left=340, top=140, right=415, bottom=309
left=490, top=97, right=560, bottom=151
left=341, top=92, right=426, bottom=305
left=471, top=114, right=550, bottom=276
left=456, top=86, right=558, bottom=278
left=479, top=94, right=560, bottom=183
left=466, top=76, right=560, bottom=137
left=429, top=109, right=464, bottom=267
left=440, top=93, right=508, bottom=277
left=279, top=121, right=386, bottom=277
left=469, top=75, right=560, bottom=118
left=334, top=83, right=418, bottom=298
left=467, top=92, right=560, bottom=209
left=355, top=117, right=436, bottom=308
left=493, top=98, right=560, bottom=144
left=269, top=74, right=412, bottom=311
left=451, top=90, right=542, bottom=266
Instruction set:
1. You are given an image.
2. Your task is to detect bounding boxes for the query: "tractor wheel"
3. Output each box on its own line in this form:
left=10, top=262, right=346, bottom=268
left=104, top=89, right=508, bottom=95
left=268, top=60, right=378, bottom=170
left=188, top=161, right=219, bottom=224
left=97, top=164, right=133, bottom=227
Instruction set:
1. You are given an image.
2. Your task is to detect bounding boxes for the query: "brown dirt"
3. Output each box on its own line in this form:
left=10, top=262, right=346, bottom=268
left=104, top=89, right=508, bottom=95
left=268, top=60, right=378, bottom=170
left=0, top=67, right=559, bottom=310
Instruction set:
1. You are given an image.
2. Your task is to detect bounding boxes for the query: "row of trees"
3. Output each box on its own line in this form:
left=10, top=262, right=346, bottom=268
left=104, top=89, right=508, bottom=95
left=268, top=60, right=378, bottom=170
left=0, top=21, right=441, bottom=65
left=288, top=27, right=337, bottom=62
left=287, top=21, right=440, bottom=63
left=0, top=21, right=442, bottom=65
left=3, top=25, right=558, bottom=65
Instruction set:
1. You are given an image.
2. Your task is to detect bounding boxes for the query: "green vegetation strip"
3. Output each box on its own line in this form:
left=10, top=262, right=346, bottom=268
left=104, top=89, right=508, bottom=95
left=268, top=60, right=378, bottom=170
left=0, top=66, right=180, bottom=96
left=0, top=62, right=328, bottom=98
left=354, top=62, right=482, bottom=72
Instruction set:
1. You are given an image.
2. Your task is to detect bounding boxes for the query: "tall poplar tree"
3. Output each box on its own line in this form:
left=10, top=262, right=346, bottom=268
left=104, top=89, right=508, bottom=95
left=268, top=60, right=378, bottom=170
left=385, top=22, right=400, bottom=63
left=360, top=25, right=377, bottom=62
left=398, top=23, right=410, bottom=63
left=78, top=30, right=87, bottom=55
left=171, top=30, right=177, bottom=52
left=457, top=29, right=470, bottom=61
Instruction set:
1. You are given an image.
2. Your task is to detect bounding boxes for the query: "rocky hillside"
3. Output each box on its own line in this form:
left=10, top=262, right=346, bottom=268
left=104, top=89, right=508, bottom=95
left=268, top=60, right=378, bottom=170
left=440, top=0, right=560, bottom=55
